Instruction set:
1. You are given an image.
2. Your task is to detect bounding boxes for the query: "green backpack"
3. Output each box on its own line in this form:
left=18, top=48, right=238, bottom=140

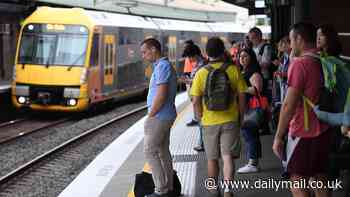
left=303, top=53, right=350, bottom=130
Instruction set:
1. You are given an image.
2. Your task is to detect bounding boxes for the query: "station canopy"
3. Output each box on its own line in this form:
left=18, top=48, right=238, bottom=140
left=37, top=0, right=248, bottom=22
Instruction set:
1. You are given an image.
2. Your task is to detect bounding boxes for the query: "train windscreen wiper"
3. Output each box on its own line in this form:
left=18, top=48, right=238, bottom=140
left=67, top=52, right=85, bottom=71
left=45, top=59, right=50, bottom=68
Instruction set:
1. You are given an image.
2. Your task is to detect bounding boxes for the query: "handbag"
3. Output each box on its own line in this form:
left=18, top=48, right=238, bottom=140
left=242, top=87, right=268, bottom=128
left=242, top=107, right=264, bottom=128
left=134, top=170, right=181, bottom=197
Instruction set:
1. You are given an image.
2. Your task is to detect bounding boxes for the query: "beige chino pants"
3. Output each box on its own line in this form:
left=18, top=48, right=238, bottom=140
left=144, top=117, right=175, bottom=193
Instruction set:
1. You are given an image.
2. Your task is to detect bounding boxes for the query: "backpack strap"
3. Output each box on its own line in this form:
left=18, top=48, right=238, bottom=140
left=302, top=52, right=320, bottom=60
left=204, top=62, right=231, bottom=72
left=258, top=43, right=268, bottom=56
left=204, top=64, right=214, bottom=72
left=300, top=53, right=322, bottom=131
left=253, top=86, right=262, bottom=107
left=302, top=95, right=316, bottom=132
left=219, top=62, right=231, bottom=71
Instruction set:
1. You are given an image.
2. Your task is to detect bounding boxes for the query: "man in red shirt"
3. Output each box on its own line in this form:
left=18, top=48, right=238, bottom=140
left=273, top=23, right=331, bottom=197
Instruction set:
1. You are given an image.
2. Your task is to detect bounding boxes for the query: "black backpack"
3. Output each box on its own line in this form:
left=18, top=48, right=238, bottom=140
left=204, top=63, right=234, bottom=111
left=134, top=170, right=181, bottom=197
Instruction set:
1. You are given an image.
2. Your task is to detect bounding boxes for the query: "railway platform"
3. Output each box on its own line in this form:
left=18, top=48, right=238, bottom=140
left=0, top=80, right=10, bottom=94
left=58, top=93, right=347, bottom=197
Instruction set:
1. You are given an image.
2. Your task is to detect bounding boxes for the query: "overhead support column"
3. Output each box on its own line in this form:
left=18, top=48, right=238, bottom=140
left=271, top=5, right=290, bottom=41
left=291, top=0, right=311, bottom=24
left=267, top=0, right=291, bottom=42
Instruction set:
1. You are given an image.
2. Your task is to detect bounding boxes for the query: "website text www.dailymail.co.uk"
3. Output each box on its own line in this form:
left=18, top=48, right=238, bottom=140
left=204, top=178, right=343, bottom=192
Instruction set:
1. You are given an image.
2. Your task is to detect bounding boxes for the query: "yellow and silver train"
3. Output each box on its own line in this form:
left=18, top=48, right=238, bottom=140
left=12, top=7, right=246, bottom=111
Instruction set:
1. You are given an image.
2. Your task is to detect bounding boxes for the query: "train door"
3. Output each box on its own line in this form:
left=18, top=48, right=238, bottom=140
left=88, top=31, right=102, bottom=103
left=102, top=34, right=116, bottom=92
left=200, top=35, right=208, bottom=58
left=168, top=35, right=177, bottom=73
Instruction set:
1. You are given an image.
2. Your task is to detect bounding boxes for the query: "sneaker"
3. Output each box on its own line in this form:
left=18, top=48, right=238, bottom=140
left=237, top=164, right=260, bottom=174
left=193, top=145, right=204, bottom=152
left=186, top=119, right=198, bottom=126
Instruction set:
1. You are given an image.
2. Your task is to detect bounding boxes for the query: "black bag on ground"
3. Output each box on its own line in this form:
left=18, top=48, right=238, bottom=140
left=134, top=170, right=181, bottom=197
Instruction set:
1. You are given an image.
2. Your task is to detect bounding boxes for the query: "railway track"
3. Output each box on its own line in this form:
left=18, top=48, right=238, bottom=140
left=0, top=118, right=26, bottom=128
left=0, top=105, right=147, bottom=196
left=0, top=117, right=72, bottom=144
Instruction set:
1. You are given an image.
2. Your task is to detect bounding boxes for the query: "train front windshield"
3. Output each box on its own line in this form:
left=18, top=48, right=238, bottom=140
left=18, top=24, right=89, bottom=67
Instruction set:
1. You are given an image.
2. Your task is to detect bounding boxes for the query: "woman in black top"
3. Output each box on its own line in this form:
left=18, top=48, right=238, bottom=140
left=237, top=48, right=264, bottom=174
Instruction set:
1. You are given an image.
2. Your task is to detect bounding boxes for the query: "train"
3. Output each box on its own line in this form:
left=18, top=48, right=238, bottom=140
left=11, top=6, right=247, bottom=112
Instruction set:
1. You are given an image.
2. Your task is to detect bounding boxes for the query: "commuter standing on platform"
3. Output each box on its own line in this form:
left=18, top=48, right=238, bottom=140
left=248, top=27, right=274, bottom=134
left=182, top=43, right=207, bottom=152
left=140, top=38, right=178, bottom=197
left=182, top=40, right=199, bottom=127
left=236, top=48, right=264, bottom=174
left=191, top=37, right=247, bottom=197
left=273, top=23, right=332, bottom=197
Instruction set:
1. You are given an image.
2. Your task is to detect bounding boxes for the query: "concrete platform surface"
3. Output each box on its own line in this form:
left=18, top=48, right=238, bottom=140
left=59, top=92, right=348, bottom=197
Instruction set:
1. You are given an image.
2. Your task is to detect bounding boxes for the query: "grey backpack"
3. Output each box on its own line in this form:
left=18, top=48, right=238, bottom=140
left=204, top=63, right=234, bottom=111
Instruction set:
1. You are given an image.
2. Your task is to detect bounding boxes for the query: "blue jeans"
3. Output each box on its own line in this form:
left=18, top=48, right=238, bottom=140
left=241, top=126, right=262, bottom=160
left=197, top=124, right=204, bottom=147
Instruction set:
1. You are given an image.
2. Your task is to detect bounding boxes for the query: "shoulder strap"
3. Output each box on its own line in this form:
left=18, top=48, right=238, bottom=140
left=204, top=64, right=214, bottom=72
left=301, top=53, right=323, bottom=131
left=220, top=62, right=231, bottom=71
left=204, top=63, right=231, bottom=72
left=302, top=53, right=320, bottom=61
left=302, top=95, right=316, bottom=132
left=253, top=86, right=262, bottom=107
left=258, top=43, right=268, bottom=56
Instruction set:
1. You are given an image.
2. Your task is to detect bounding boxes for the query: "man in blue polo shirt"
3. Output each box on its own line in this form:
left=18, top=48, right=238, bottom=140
left=140, top=38, right=177, bottom=197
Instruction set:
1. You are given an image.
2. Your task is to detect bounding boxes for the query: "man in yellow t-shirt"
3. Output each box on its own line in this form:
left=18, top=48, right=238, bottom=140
left=191, top=37, right=247, bottom=197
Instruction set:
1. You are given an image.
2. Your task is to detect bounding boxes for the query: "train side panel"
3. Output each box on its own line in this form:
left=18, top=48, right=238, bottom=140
left=95, top=26, right=148, bottom=102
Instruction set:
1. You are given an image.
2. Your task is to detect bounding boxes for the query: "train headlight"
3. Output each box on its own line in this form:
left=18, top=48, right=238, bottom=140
left=18, top=96, right=26, bottom=104
left=64, top=88, right=80, bottom=98
left=80, top=68, right=88, bottom=84
left=67, top=98, right=77, bottom=106
left=15, top=85, right=29, bottom=96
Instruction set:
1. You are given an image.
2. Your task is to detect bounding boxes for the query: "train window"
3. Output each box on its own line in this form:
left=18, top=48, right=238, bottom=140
left=119, top=27, right=142, bottom=45
left=55, top=35, right=87, bottom=66
left=108, top=44, right=112, bottom=72
left=168, top=36, right=177, bottom=62
left=35, top=35, right=56, bottom=64
left=162, top=36, right=169, bottom=58
left=104, top=44, right=109, bottom=74
left=19, top=35, right=35, bottom=63
left=104, top=43, right=113, bottom=74
left=90, top=33, right=100, bottom=67
left=201, top=36, right=208, bottom=45
left=18, top=24, right=89, bottom=66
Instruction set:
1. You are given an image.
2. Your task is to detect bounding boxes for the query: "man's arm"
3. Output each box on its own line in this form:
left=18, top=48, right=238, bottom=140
left=192, top=96, right=203, bottom=121
left=273, top=86, right=300, bottom=158
left=149, top=84, right=168, bottom=117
